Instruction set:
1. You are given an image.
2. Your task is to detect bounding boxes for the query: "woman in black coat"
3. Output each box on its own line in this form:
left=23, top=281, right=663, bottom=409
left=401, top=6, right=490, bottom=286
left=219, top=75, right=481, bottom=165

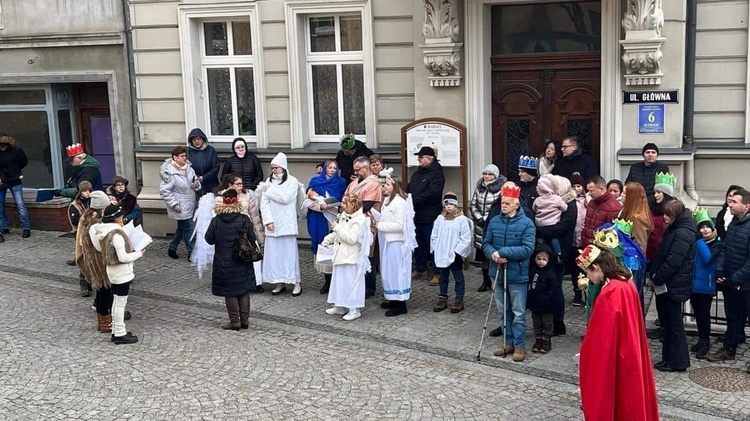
left=651, top=199, right=696, bottom=372
left=205, top=189, right=256, bottom=331
left=223, top=137, right=264, bottom=191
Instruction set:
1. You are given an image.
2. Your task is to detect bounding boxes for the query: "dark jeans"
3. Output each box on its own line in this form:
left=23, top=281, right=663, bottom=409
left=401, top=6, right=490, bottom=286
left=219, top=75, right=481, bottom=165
left=532, top=311, right=554, bottom=336
left=689, top=293, right=714, bottom=342
left=632, top=268, right=645, bottom=317
left=438, top=256, right=465, bottom=301
left=722, top=289, right=750, bottom=354
left=413, top=222, right=434, bottom=273
left=169, top=219, right=194, bottom=254
left=552, top=262, right=565, bottom=322
left=656, top=294, right=690, bottom=370
left=94, top=287, right=114, bottom=316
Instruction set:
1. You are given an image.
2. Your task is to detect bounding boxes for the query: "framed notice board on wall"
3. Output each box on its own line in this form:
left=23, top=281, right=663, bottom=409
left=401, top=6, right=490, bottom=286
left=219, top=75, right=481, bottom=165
left=401, top=117, right=468, bottom=212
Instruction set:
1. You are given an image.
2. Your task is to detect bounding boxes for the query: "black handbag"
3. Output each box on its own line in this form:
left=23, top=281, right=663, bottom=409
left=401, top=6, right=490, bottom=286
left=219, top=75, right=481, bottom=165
left=233, top=216, right=263, bottom=263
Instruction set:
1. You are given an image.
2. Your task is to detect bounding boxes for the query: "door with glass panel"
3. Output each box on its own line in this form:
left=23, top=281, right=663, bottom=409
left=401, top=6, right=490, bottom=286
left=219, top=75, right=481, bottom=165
left=490, top=1, right=601, bottom=181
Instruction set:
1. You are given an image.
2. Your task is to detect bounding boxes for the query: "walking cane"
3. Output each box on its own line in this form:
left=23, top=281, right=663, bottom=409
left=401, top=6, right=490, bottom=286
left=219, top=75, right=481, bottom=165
left=476, top=264, right=503, bottom=361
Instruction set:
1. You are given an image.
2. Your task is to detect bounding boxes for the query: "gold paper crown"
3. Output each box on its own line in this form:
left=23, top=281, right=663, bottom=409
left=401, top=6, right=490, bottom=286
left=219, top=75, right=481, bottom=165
left=612, top=218, right=633, bottom=236
left=593, top=227, right=620, bottom=250
left=576, top=245, right=602, bottom=270
left=654, top=172, right=676, bottom=188
left=693, top=207, right=713, bottom=226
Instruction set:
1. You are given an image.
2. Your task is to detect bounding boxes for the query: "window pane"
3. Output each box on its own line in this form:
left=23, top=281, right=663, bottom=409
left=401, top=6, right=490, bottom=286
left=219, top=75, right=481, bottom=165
left=235, top=68, right=256, bottom=136
left=0, top=111, right=53, bottom=188
left=506, top=119, right=530, bottom=183
left=204, top=22, right=229, bottom=56
left=342, top=64, right=365, bottom=135
left=309, top=17, right=336, bottom=52
left=491, top=2, right=601, bottom=55
left=0, top=90, right=46, bottom=105
left=207, top=68, right=233, bottom=136
left=232, top=21, right=252, bottom=55
left=311, top=65, right=339, bottom=135
left=340, top=15, right=362, bottom=51
left=567, top=118, right=592, bottom=155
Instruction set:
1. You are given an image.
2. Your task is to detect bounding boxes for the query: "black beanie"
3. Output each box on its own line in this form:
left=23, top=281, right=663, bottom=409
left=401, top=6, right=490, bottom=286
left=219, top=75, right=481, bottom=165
left=642, top=143, right=659, bottom=155
left=519, top=167, right=537, bottom=177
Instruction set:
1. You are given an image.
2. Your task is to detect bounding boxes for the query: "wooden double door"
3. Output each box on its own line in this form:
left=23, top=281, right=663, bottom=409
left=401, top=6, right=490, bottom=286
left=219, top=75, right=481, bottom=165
left=491, top=52, right=600, bottom=181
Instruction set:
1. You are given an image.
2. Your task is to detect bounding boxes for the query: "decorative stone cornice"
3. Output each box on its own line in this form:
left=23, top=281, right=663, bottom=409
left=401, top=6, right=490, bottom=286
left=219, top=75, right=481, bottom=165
left=620, top=0, right=665, bottom=86
left=421, top=0, right=463, bottom=87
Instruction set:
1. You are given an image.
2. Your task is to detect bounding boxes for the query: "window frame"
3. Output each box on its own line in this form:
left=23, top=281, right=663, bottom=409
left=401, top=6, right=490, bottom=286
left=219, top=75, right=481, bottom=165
left=178, top=4, right=266, bottom=147
left=305, top=13, right=365, bottom=142
left=285, top=0, right=377, bottom=148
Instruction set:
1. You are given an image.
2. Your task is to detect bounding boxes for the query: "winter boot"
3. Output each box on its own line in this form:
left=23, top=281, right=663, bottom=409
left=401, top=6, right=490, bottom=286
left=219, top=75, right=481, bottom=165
left=540, top=336, right=551, bottom=354
left=320, top=274, right=332, bottom=294
left=433, top=296, right=448, bottom=312
left=222, top=297, right=241, bottom=331
left=238, top=293, right=250, bottom=329
left=97, top=314, right=112, bottom=333
left=532, top=336, right=544, bottom=353
left=450, top=300, right=465, bottom=313
left=22, top=229, right=30, bottom=238
left=0, top=232, right=4, bottom=243
left=385, top=301, right=408, bottom=317
left=79, top=278, right=92, bottom=297
left=694, top=340, right=711, bottom=359
left=478, top=269, right=491, bottom=292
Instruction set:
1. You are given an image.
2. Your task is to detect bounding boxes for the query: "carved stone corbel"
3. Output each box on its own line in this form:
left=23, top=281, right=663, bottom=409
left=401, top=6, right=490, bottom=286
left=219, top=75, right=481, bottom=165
left=620, top=0, right=666, bottom=86
left=421, top=0, right=463, bottom=87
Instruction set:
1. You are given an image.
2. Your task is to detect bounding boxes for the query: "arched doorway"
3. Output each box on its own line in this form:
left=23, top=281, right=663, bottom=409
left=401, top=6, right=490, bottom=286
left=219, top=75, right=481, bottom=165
left=490, top=1, right=601, bottom=181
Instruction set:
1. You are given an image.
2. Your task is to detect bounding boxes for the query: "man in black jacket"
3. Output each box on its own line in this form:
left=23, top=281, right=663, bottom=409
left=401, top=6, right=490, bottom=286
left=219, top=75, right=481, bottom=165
left=551, top=136, right=598, bottom=182
left=708, top=189, right=750, bottom=362
left=187, top=128, right=219, bottom=195
left=625, top=142, right=670, bottom=212
left=336, top=135, right=374, bottom=182
left=408, top=146, right=445, bottom=284
left=517, top=156, right=539, bottom=217
left=0, top=134, right=30, bottom=241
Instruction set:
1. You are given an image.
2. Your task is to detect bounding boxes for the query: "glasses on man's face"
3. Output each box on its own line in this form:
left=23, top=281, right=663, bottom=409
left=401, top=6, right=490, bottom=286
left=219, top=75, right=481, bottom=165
left=353, top=166, right=365, bottom=172
left=561, top=144, right=573, bottom=149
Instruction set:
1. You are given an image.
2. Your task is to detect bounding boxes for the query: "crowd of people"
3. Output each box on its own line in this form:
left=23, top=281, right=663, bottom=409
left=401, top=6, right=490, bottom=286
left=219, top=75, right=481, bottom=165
left=4, top=128, right=750, bottom=418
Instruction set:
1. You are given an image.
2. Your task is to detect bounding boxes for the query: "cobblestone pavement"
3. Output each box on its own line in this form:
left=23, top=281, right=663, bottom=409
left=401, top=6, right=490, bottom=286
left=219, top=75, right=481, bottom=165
left=0, top=230, right=748, bottom=420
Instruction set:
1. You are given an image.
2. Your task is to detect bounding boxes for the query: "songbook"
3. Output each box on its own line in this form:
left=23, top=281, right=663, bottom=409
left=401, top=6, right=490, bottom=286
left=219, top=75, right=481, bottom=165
left=122, top=221, right=153, bottom=252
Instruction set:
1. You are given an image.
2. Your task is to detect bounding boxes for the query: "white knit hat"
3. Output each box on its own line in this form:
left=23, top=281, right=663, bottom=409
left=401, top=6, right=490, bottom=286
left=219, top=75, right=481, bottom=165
left=89, top=191, right=111, bottom=209
left=270, top=152, right=288, bottom=170
left=483, top=164, right=500, bottom=178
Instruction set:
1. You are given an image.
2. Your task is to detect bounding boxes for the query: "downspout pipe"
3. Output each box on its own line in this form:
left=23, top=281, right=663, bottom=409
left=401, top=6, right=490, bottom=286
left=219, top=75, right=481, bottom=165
left=683, top=0, right=700, bottom=202
left=122, top=0, right=142, bottom=189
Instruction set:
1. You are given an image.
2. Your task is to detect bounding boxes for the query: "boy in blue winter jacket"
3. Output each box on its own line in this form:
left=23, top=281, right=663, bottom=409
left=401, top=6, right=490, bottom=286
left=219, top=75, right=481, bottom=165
left=690, top=208, right=721, bottom=359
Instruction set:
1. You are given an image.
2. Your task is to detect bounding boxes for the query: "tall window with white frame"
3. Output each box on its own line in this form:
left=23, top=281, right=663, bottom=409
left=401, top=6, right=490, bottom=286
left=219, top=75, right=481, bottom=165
left=201, top=19, right=256, bottom=139
left=306, top=14, right=365, bottom=142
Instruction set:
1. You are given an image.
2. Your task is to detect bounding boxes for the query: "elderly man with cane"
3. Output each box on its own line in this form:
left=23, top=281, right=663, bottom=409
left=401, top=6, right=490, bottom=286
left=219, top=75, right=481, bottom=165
left=480, top=183, right=536, bottom=362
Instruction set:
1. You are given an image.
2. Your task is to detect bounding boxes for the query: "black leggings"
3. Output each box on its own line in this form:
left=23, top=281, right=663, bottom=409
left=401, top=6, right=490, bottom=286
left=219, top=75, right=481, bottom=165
left=112, top=283, right=131, bottom=296
left=94, top=288, right=113, bottom=316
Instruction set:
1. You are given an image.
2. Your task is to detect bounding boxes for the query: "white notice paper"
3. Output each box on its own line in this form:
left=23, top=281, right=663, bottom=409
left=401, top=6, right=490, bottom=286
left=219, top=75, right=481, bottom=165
left=653, top=283, right=668, bottom=295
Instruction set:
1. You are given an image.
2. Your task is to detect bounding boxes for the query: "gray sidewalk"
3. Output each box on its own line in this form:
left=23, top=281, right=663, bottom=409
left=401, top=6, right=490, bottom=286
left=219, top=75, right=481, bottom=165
left=1, top=229, right=748, bottom=420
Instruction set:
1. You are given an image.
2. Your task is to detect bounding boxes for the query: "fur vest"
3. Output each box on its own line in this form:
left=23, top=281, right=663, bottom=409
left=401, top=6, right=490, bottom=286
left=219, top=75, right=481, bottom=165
left=101, top=229, right=134, bottom=266
left=76, top=209, right=110, bottom=289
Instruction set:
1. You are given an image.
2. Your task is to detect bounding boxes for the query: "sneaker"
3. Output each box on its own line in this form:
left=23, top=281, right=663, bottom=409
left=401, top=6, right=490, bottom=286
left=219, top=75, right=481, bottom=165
left=694, top=341, right=711, bottom=359
left=291, top=283, right=302, bottom=297
left=271, top=285, right=286, bottom=295
left=433, top=296, right=448, bottom=312
left=342, top=309, right=361, bottom=321
left=512, top=348, right=526, bottom=362
left=531, top=337, right=543, bottom=353
left=450, top=300, right=464, bottom=313
left=22, top=229, right=30, bottom=238
left=168, top=249, right=179, bottom=259
left=429, top=275, right=439, bottom=286
left=572, top=291, right=583, bottom=307
left=706, top=348, right=736, bottom=363
left=113, top=332, right=139, bottom=345
left=325, top=307, right=348, bottom=315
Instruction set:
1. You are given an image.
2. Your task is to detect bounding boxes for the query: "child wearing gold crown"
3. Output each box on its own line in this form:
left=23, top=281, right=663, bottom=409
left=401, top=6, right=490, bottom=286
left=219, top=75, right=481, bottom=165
left=689, top=208, right=721, bottom=359
left=577, top=244, right=659, bottom=420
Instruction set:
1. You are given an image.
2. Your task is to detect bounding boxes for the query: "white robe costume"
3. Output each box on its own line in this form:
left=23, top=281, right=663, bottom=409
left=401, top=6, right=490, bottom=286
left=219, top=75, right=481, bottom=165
left=322, top=208, right=373, bottom=310
left=260, top=173, right=302, bottom=285
left=377, top=194, right=417, bottom=301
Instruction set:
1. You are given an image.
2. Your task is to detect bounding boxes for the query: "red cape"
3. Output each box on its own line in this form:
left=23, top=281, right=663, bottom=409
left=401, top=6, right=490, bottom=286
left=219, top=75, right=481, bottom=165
left=580, top=279, right=659, bottom=420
